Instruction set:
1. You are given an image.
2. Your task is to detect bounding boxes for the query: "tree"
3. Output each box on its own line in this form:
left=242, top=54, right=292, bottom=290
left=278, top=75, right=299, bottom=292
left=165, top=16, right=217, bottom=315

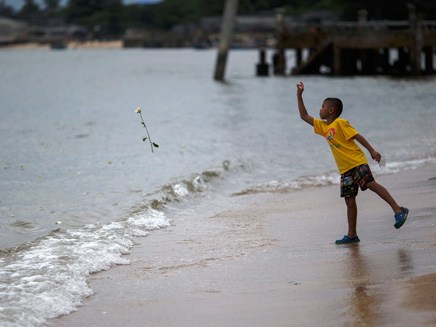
left=0, top=0, right=15, bottom=17
left=18, top=0, right=40, bottom=16
left=64, top=0, right=124, bottom=37
left=64, top=0, right=104, bottom=22
left=153, top=0, right=202, bottom=29
left=44, top=0, right=60, bottom=12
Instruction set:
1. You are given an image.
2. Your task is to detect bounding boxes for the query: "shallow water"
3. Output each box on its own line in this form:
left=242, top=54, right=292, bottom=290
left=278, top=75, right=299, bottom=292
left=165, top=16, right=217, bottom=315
left=0, top=48, right=436, bottom=326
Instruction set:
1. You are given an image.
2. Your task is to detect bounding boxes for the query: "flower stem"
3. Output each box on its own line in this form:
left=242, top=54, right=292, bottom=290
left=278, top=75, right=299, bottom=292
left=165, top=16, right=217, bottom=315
left=139, top=112, right=154, bottom=153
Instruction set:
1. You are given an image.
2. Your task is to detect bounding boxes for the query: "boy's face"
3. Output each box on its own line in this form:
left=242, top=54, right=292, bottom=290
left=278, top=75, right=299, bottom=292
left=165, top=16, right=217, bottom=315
left=319, top=101, right=334, bottom=119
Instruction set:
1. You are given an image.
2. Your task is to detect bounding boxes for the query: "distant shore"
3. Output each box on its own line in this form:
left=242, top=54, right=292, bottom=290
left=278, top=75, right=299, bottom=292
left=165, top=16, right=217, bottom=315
left=0, top=40, right=123, bottom=50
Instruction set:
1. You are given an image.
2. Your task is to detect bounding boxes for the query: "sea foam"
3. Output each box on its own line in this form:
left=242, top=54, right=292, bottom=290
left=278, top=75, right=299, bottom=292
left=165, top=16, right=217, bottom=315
left=0, top=208, right=170, bottom=327
left=233, top=157, right=436, bottom=196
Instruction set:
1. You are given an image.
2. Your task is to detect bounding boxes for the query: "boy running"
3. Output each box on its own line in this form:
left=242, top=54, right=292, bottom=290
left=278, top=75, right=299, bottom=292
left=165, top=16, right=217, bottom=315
left=296, top=81, right=408, bottom=244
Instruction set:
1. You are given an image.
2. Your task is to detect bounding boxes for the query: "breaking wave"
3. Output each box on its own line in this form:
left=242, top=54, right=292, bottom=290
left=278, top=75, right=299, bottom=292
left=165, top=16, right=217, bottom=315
left=0, top=160, right=234, bottom=327
left=233, top=157, right=436, bottom=196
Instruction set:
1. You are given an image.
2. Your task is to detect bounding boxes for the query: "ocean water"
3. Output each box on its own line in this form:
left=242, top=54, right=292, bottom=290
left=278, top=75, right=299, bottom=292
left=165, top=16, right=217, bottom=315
left=0, top=48, right=435, bottom=326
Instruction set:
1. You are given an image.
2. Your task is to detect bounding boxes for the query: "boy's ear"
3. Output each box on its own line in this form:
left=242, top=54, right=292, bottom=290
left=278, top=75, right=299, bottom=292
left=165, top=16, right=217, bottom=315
left=329, top=107, right=335, bottom=114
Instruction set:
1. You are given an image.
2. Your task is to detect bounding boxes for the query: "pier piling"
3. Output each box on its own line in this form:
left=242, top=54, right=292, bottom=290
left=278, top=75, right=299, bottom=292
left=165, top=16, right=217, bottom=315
left=274, top=8, right=286, bottom=75
left=214, top=0, right=239, bottom=82
left=256, top=48, right=269, bottom=76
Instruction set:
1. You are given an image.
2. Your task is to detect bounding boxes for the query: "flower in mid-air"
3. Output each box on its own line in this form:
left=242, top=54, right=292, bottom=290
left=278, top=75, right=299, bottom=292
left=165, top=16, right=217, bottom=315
left=136, top=106, right=159, bottom=153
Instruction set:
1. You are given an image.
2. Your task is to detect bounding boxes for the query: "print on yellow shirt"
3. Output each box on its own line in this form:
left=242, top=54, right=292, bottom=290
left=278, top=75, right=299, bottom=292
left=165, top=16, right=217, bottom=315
left=314, top=118, right=368, bottom=174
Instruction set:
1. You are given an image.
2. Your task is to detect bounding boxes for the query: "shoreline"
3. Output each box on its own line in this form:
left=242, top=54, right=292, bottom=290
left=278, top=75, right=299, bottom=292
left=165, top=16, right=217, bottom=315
left=48, top=163, right=436, bottom=327
left=0, top=40, right=123, bottom=50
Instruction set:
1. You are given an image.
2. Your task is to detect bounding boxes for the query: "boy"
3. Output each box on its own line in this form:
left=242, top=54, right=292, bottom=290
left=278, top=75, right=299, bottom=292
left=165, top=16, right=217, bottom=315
left=296, top=81, right=408, bottom=244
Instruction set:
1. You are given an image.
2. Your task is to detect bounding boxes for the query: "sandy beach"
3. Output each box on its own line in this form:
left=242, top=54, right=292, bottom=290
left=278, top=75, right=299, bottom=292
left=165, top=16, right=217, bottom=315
left=48, top=163, right=436, bottom=327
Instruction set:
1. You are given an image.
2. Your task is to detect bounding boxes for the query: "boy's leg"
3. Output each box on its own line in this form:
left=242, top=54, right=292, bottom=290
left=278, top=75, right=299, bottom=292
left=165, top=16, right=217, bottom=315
left=345, top=196, right=358, bottom=238
left=366, top=181, right=402, bottom=214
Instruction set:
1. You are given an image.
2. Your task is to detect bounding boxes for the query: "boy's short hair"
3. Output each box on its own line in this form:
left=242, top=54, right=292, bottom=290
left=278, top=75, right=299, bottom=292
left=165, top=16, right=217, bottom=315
left=324, top=98, right=343, bottom=117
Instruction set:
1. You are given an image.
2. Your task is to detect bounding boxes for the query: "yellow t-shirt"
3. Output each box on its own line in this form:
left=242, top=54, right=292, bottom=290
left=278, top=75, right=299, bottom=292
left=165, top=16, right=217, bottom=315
left=314, top=118, right=367, bottom=174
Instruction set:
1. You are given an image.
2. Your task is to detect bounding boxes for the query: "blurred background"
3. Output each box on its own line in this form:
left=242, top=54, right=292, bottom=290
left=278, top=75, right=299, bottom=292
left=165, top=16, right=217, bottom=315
left=1, top=1, right=435, bottom=55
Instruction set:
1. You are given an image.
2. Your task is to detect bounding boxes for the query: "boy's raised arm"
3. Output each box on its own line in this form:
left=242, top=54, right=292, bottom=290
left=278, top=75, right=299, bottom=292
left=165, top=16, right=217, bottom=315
left=296, top=81, right=314, bottom=126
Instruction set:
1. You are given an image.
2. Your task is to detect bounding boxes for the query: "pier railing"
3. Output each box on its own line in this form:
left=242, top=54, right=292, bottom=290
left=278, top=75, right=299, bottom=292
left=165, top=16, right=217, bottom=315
left=277, top=18, right=436, bottom=76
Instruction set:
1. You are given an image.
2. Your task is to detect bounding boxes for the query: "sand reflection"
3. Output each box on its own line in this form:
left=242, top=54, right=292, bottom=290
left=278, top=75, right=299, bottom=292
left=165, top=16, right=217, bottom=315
left=343, top=245, right=414, bottom=326
left=397, top=248, right=413, bottom=275
left=343, top=244, right=380, bottom=327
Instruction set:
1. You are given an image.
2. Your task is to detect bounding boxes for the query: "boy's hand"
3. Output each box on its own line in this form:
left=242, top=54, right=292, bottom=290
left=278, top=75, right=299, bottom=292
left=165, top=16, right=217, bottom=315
left=296, top=81, right=304, bottom=96
left=370, top=150, right=381, bottom=162
left=296, top=81, right=314, bottom=126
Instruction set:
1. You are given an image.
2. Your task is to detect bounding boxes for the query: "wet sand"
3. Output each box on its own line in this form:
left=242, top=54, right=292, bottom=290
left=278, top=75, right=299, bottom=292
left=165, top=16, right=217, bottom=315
left=49, top=163, right=436, bottom=327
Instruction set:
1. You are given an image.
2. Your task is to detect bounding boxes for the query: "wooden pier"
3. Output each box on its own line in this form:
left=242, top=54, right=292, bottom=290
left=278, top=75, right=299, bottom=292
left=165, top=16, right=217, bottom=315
left=276, top=7, right=436, bottom=76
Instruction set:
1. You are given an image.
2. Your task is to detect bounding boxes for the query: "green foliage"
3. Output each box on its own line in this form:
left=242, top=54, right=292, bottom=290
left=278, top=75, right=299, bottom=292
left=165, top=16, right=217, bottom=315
left=64, top=0, right=123, bottom=36
left=44, top=0, right=60, bottom=11
left=12, top=0, right=434, bottom=37
left=123, top=4, right=156, bottom=28
left=18, top=0, right=40, bottom=16
left=0, top=0, right=15, bottom=17
left=119, top=0, right=436, bottom=32
left=153, top=0, right=200, bottom=28
left=115, top=0, right=223, bottom=30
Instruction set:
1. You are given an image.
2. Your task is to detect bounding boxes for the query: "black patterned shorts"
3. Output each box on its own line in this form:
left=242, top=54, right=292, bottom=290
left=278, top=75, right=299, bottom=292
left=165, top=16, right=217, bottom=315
left=340, top=164, right=374, bottom=198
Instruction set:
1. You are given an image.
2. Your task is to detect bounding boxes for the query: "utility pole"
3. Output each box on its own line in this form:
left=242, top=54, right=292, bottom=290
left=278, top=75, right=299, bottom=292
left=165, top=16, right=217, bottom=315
left=214, top=0, right=239, bottom=81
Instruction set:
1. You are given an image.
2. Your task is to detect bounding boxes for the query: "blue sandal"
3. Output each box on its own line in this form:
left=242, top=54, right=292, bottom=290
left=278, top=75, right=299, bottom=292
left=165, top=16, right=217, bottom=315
left=394, top=207, right=409, bottom=229
left=335, top=235, right=360, bottom=245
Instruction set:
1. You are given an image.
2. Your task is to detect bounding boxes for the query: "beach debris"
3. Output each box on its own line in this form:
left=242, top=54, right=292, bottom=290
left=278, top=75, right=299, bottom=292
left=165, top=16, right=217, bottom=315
left=288, top=281, right=301, bottom=285
left=10, top=214, right=15, bottom=218
left=20, top=164, right=24, bottom=170
left=108, top=160, right=112, bottom=165
left=38, top=174, right=43, bottom=178
left=136, top=107, right=159, bottom=153
left=56, top=221, right=62, bottom=225
left=77, top=172, right=81, bottom=175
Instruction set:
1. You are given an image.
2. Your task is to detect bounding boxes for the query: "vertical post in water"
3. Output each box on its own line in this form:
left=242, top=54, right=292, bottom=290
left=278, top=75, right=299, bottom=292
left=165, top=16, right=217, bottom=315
left=214, top=0, right=239, bottom=81
left=408, top=3, right=423, bottom=75
left=274, top=8, right=286, bottom=75
left=333, top=43, right=341, bottom=76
